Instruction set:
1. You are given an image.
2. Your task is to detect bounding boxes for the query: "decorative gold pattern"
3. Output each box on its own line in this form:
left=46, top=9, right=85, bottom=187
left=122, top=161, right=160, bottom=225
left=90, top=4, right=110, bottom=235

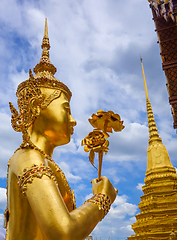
left=146, top=98, right=162, bottom=143
left=17, top=164, right=58, bottom=196
left=14, top=138, right=76, bottom=210
left=16, top=73, right=71, bottom=102
left=128, top=166, right=177, bottom=239
left=149, top=0, right=174, bottom=21
left=9, top=69, right=44, bottom=132
left=84, top=193, right=111, bottom=220
left=41, top=90, right=61, bottom=109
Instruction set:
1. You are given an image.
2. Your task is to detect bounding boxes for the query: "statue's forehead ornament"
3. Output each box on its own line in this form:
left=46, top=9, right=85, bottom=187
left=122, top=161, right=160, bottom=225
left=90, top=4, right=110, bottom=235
left=16, top=72, right=71, bottom=102
left=9, top=18, right=72, bottom=133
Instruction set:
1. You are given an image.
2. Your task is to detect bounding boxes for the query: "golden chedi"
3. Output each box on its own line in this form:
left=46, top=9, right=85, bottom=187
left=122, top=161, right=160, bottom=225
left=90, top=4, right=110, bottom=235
left=5, top=19, right=117, bottom=240
left=128, top=58, right=177, bottom=240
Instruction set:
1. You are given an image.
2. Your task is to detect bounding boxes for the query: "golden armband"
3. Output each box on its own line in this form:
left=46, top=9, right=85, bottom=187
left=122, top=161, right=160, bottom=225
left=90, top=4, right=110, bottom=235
left=17, top=164, right=58, bottom=195
left=84, top=193, right=111, bottom=220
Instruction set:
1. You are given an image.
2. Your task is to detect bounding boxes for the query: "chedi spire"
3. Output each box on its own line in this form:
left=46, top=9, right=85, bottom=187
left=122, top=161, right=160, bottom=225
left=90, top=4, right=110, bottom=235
left=140, top=57, right=172, bottom=172
left=128, top=58, right=177, bottom=240
left=140, top=56, right=161, bottom=143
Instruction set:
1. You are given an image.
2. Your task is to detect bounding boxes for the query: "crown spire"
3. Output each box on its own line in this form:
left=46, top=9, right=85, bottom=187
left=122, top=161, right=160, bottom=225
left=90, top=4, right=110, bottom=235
left=33, top=18, right=57, bottom=76
left=41, top=18, right=50, bottom=51
left=44, top=18, right=48, bottom=38
left=140, top=57, right=161, bottom=144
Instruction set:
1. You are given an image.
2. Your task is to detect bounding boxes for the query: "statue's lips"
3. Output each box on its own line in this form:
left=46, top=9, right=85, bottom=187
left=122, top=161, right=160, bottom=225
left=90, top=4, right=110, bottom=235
left=70, top=127, right=74, bottom=135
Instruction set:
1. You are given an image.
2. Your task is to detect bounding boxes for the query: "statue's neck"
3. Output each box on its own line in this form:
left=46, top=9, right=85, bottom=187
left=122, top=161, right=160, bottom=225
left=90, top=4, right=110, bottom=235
left=28, top=127, right=55, bottom=157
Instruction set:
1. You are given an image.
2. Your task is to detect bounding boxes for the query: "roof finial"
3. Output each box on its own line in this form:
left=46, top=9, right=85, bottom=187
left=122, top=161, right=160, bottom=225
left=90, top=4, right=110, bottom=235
left=140, top=56, right=149, bottom=99
left=140, top=57, right=173, bottom=171
left=140, top=57, right=161, bottom=143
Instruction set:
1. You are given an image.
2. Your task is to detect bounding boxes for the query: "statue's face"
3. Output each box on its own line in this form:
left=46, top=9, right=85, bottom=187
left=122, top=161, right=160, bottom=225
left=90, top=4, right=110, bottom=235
left=37, top=90, right=76, bottom=146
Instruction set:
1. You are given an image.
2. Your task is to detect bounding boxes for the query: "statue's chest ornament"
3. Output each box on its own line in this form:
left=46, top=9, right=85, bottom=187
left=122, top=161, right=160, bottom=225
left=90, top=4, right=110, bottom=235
left=7, top=139, right=76, bottom=215
left=17, top=158, right=76, bottom=212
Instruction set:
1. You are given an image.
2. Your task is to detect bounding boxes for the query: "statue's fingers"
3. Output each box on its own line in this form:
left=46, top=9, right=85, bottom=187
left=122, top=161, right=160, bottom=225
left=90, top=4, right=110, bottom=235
left=90, top=178, right=99, bottom=184
left=114, top=188, right=118, bottom=194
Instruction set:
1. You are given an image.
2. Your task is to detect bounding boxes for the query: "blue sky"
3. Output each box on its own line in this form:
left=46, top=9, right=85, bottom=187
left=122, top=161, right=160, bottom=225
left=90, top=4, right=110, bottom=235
left=0, top=0, right=177, bottom=239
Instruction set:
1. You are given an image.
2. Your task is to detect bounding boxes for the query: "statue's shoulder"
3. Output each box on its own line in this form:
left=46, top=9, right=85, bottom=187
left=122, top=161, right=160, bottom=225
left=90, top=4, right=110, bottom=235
left=10, top=148, right=46, bottom=177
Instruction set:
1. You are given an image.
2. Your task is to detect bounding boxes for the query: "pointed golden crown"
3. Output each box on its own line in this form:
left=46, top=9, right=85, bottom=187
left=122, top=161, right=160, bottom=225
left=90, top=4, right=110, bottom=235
left=16, top=18, right=72, bottom=101
left=9, top=19, right=72, bottom=134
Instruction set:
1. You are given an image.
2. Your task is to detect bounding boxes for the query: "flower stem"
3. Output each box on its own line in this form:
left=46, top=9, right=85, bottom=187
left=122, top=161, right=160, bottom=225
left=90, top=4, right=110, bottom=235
left=98, top=150, right=103, bottom=181
left=104, top=120, right=108, bottom=133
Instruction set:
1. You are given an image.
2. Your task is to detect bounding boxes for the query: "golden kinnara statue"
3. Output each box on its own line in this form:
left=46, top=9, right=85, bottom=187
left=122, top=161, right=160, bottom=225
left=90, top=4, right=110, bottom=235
left=4, top=19, right=117, bottom=240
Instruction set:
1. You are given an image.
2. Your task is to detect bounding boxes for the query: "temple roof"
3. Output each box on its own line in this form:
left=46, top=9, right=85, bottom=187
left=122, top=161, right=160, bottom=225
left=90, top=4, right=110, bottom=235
left=149, top=0, right=177, bottom=129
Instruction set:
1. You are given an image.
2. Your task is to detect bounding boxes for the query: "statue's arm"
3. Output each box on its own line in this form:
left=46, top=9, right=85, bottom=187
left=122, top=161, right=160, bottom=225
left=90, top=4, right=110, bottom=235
left=14, top=151, right=116, bottom=240
left=25, top=175, right=105, bottom=240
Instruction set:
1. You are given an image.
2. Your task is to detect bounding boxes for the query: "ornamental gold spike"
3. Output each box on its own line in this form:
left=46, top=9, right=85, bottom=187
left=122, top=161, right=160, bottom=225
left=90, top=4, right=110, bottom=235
left=140, top=57, right=161, bottom=144
left=44, top=18, right=48, bottom=38
left=41, top=18, right=50, bottom=52
left=33, top=18, right=57, bottom=76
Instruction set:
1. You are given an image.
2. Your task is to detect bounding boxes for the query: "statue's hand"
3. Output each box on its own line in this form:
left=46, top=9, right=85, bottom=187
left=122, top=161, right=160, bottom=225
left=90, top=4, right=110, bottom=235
left=91, top=176, right=118, bottom=204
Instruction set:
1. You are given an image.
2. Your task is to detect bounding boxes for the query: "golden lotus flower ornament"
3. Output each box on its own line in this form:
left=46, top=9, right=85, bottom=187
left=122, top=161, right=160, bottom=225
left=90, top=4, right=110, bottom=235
left=89, top=109, right=125, bottom=133
left=82, top=110, right=125, bottom=181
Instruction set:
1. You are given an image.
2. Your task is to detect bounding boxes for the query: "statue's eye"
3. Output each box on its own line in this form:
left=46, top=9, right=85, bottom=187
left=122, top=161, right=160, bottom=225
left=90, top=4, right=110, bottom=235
left=65, top=106, right=71, bottom=114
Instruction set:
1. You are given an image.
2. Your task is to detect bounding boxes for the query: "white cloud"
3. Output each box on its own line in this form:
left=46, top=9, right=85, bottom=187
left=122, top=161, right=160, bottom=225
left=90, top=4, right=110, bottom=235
left=54, top=138, right=77, bottom=157
left=0, top=215, right=4, bottom=229
left=0, top=227, right=6, bottom=239
left=92, top=195, right=137, bottom=239
left=9, top=70, right=29, bottom=91
left=85, top=193, right=92, bottom=201
left=120, top=224, right=134, bottom=233
left=0, top=111, right=21, bottom=178
left=110, top=195, right=138, bottom=219
left=136, top=183, right=145, bottom=191
left=0, top=188, right=6, bottom=210
left=59, top=162, right=81, bottom=182
left=104, top=122, right=149, bottom=162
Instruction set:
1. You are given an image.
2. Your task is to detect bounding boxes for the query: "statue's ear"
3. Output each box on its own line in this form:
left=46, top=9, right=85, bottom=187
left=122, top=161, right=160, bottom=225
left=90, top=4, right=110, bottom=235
left=30, top=98, right=41, bottom=116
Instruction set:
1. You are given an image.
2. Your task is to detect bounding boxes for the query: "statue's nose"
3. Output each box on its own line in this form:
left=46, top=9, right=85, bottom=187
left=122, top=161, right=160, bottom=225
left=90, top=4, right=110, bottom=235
left=70, top=115, right=77, bottom=127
